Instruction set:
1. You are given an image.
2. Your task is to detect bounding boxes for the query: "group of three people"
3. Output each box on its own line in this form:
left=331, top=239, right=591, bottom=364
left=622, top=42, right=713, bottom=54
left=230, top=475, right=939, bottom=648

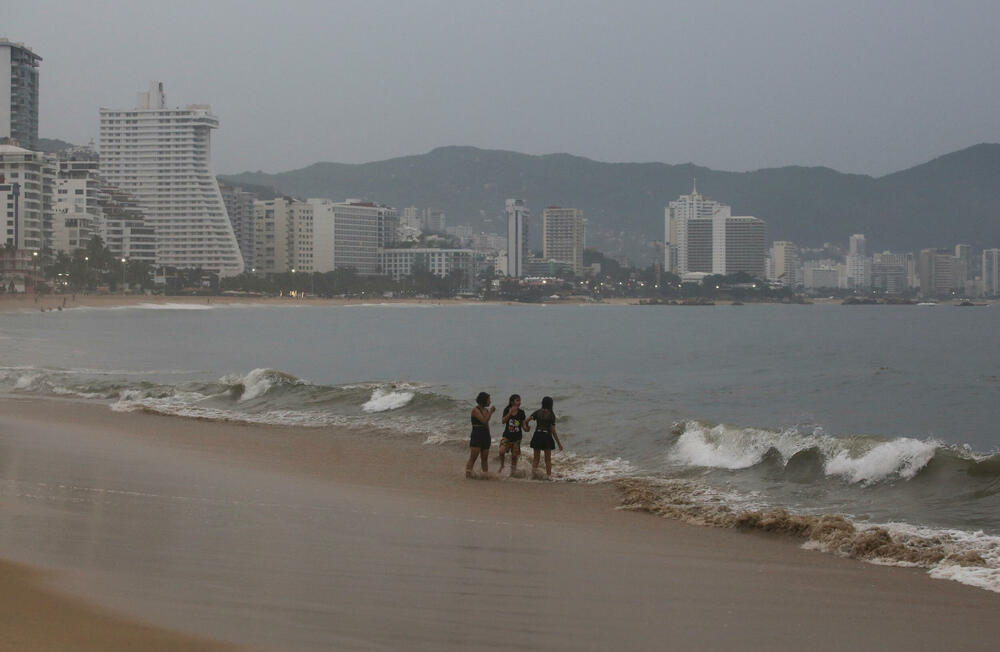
left=467, top=392, right=563, bottom=479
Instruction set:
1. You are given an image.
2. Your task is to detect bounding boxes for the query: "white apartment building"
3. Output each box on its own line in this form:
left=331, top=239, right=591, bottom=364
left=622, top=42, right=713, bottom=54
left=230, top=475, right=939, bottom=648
left=542, top=207, right=585, bottom=275
left=98, top=82, right=243, bottom=276
left=308, top=199, right=382, bottom=275
left=380, top=248, right=484, bottom=292
left=0, top=142, right=55, bottom=250
left=664, top=182, right=725, bottom=274
left=845, top=234, right=871, bottom=289
left=505, top=198, right=529, bottom=277
left=1, top=39, right=41, bottom=151
left=768, top=241, right=802, bottom=287
left=982, top=249, right=1000, bottom=297
left=253, top=198, right=310, bottom=274
left=711, top=206, right=766, bottom=277
left=52, top=154, right=102, bottom=253
left=803, top=266, right=840, bottom=289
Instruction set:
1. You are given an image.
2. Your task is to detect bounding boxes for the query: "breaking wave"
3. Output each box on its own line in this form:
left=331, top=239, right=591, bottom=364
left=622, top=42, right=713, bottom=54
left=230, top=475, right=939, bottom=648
left=666, top=421, right=989, bottom=486
left=361, top=386, right=416, bottom=413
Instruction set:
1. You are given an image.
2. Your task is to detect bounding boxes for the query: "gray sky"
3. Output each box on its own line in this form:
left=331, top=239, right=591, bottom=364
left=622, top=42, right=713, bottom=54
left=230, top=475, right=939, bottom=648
left=3, top=0, right=998, bottom=176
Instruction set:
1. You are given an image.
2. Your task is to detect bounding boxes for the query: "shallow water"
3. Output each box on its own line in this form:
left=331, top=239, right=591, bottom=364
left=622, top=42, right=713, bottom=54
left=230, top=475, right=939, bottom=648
left=2, top=301, right=999, bottom=589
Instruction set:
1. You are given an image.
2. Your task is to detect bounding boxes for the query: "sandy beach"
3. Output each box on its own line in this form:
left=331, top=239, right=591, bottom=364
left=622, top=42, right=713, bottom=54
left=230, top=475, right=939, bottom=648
left=0, top=292, right=640, bottom=313
left=1, top=397, right=999, bottom=650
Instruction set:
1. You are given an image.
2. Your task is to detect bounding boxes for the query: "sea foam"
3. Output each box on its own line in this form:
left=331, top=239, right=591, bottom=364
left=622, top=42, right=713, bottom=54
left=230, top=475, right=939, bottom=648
left=361, top=386, right=415, bottom=413
left=823, top=437, right=938, bottom=484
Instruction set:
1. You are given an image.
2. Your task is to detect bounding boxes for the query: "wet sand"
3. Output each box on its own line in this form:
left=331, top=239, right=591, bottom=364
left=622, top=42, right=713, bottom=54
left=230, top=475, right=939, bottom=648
left=2, top=397, right=999, bottom=650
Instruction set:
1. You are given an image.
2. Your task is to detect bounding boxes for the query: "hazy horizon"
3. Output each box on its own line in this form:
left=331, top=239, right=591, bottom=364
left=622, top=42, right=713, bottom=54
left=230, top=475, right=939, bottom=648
left=4, top=0, right=1000, bottom=176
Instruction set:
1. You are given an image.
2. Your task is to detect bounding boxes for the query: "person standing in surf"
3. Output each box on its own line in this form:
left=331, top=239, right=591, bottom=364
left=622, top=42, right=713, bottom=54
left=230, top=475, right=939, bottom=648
left=528, top=396, right=563, bottom=479
left=466, top=391, right=495, bottom=478
left=498, top=394, right=530, bottom=476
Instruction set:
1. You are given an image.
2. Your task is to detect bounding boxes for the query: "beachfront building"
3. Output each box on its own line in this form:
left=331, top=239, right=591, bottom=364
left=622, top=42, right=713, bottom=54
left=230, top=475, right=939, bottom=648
left=871, top=252, right=910, bottom=295
left=803, top=265, right=840, bottom=290
left=982, top=249, right=1000, bottom=297
left=0, top=142, right=55, bottom=251
left=845, top=234, right=871, bottom=289
left=52, top=150, right=103, bottom=253
left=955, top=244, right=973, bottom=282
left=311, top=199, right=382, bottom=276
left=98, top=82, right=243, bottom=276
left=542, top=207, right=585, bottom=276
left=380, top=247, right=484, bottom=292
left=768, top=241, right=802, bottom=287
left=505, top=198, right=529, bottom=277
left=99, top=185, right=156, bottom=264
left=917, top=249, right=963, bottom=298
left=711, top=206, right=766, bottom=278
left=0, top=39, right=41, bottom=151
left=378, top=204, right=399, bottom=250
left=664, top=182, right=725, bottom=274
left=219, top=182, right=257, bottom=271
left=252, top=197, right=311, bottom=274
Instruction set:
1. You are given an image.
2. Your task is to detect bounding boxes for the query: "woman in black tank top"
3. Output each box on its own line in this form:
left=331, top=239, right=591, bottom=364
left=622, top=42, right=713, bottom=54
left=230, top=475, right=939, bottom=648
left=527, top=396, right=563, bottom=478
left=466, top=391, right=495, bottom=478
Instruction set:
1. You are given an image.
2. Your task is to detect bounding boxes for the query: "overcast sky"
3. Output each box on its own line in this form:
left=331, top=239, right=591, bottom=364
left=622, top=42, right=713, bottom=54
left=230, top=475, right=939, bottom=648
left=3, top=0, right=998, bottom=176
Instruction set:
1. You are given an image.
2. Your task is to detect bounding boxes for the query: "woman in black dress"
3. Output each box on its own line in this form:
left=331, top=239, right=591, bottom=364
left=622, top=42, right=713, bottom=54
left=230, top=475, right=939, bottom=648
left=466, top=391, right=495, bottom=477
left=527, top=396, right=563, bottom=478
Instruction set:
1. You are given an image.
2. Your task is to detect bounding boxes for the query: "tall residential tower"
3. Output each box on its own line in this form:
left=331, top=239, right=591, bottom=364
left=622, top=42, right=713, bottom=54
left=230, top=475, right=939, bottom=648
left=0, top=39, right=41, bottom=150
left=99, top=82, right=243, bottom=276
left=542, top=206, right=585, bottom=275
left=505, top=198, right=529, bottom=277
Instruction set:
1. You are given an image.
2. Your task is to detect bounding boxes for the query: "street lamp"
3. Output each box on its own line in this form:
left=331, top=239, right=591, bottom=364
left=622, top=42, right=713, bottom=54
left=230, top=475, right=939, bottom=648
left=32, top=251, right=38, bottom=294
left=121, top=258, right=127, bottom=294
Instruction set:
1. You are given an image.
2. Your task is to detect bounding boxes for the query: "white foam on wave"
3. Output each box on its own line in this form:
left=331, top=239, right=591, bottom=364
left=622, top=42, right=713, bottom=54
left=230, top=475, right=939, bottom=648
left=824, top=438, right=938, bottom=484
left=13, top=373, right=43, bottom=390
left=361, top=387, right=415, bottom=413
left=668, top=421, right=944, bottom=485
left=557, top=453, right=638, bottom=483
left=216, top=368, right=303, bottom=402
left=669, top=423, right=820, bottom=470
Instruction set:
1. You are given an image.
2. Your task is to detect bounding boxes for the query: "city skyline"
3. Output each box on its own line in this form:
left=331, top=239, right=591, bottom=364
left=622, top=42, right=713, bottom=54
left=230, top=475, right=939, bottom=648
left=3, top=2, right=1000, bottom=176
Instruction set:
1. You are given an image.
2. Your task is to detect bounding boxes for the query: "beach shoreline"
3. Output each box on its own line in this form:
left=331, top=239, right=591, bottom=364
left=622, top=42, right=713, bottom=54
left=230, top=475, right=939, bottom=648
left=0, top=292, right=637, bottom=313
left=2, top=396, right=1000, bottom=650
left=2, top=292, right=990, bottom=313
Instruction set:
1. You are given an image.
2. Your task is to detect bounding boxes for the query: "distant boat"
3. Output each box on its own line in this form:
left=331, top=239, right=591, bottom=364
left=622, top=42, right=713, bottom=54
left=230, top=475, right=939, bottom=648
left=956, top=300, right=986, bottom=307
left=917, top=302, right=938, bottom=306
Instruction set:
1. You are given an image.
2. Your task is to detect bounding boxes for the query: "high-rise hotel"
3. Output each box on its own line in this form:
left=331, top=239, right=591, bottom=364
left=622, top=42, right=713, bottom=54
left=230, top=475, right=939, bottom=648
left=665, top=183, right=766, bottom=278
left=542, top=206, right=584, bottom=275
left=99, top=82, right=243, bottom=276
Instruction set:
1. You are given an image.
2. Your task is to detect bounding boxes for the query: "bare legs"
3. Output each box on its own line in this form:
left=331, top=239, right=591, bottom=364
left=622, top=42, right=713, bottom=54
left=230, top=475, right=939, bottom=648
left=531, top=449, right=553, bottom=478
left=466, top=447, right=489, bottom=477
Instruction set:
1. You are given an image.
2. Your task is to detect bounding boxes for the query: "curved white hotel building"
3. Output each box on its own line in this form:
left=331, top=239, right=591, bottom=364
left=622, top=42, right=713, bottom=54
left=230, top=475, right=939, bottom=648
left=99, top=82, right=243, bottom=276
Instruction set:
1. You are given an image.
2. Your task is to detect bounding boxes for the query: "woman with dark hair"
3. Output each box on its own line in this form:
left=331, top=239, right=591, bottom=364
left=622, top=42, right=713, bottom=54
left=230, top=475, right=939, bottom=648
left=498, top=394, right=530, bottom=476
left=527, top=396, right=563, bottom=478
left=466, top=391, right=495, bottom=478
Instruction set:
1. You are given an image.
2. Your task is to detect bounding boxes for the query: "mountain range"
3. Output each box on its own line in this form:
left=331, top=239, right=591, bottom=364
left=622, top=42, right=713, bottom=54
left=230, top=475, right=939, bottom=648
left=217, top=144, right=996, bottom=263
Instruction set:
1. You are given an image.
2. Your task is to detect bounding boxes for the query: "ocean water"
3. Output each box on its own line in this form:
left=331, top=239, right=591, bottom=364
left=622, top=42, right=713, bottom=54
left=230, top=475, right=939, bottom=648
left=2, top=301, right=999, bottom=590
